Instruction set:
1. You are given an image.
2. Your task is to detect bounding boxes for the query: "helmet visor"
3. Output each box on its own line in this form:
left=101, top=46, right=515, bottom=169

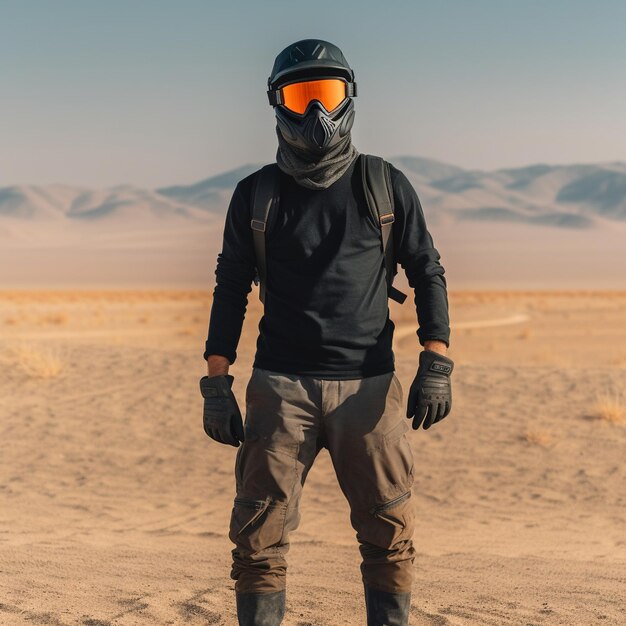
left=280, top=78, right=347, bottom=115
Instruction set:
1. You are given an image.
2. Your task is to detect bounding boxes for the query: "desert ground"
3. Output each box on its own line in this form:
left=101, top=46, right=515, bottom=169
left=0, top=289, right=624, bottom=625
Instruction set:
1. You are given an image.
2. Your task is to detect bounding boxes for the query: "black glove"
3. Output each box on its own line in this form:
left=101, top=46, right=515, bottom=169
left=406, top=350, right=454, bottom=431
left=199, top=374, right=245, bottom=447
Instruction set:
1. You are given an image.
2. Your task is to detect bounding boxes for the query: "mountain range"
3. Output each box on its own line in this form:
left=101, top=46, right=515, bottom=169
left=3, top=156, right=625, bottom=288
left=2, top=157, right=626, bottom=230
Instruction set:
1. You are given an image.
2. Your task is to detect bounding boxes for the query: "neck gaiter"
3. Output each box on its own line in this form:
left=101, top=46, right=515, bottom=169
left=275, top=127, right=359, bottom=190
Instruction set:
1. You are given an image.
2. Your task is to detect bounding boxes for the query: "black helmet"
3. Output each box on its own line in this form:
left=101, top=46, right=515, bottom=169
left=267, top=39, right=357, bottom=154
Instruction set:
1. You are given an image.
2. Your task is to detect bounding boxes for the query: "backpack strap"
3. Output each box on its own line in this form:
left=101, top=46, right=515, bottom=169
left=250, top=164, right=279, bottom=304
left=361, top=154, right=408, bottom=304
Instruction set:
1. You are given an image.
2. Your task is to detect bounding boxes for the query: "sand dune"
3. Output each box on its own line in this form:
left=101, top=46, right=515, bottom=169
left=0, top=290, right=625, bottom=625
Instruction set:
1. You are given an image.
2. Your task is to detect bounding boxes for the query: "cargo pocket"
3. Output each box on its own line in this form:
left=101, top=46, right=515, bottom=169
left=370, top=490, right=411, bottom=516
left=233, top=497, right=271, bottom=536
left=366, top=490, right=414, bottom=549
left=229, top=496, right=287, bottom=554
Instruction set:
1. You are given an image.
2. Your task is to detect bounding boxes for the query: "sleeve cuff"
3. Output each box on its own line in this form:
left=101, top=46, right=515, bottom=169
left=417, top=332, right=450, bottom=348
left=204, top=342, right=236, bottom=364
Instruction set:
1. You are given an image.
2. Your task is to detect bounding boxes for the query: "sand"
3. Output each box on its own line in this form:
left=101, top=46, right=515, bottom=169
left=0, top=290, right=625, bottom=625
left=2, top=217, right=626, bottom=291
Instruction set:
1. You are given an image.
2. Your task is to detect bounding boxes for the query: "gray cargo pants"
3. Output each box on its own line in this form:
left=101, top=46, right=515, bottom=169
left=229, top=367, right=416, bottom=595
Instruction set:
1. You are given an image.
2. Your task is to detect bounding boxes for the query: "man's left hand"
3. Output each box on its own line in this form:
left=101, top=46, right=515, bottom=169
left=406, top=350, right=454, bottom=431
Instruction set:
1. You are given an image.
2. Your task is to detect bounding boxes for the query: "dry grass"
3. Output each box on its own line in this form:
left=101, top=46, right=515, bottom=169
left=522, top=428, right=553, bottom=447
left=8, top=344, right=65, bottom=379
left=593, top=391, right=625, bottom=424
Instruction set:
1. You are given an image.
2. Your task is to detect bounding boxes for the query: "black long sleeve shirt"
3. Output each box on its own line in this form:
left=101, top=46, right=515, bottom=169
left=204, top=154, right=450, bottom=379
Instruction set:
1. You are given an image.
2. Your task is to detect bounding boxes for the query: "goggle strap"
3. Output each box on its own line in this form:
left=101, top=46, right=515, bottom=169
left=267, top=90, right=283, bottom=106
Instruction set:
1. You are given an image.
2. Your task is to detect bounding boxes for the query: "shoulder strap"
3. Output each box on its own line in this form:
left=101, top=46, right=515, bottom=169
left=250, top=164, right=279, bottom=305
left=361, top=154, right=408, bottom=304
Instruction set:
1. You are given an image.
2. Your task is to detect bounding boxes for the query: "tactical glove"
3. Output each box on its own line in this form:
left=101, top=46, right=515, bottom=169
left=406, top=350, right=454, bottom=431
left=199, top=374, right=245, bottom=447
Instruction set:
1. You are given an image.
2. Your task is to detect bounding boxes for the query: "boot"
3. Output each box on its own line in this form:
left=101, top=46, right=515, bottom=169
left=364, top=585, right=411, bottom=626
left=236, top=590, right=286, bottom=626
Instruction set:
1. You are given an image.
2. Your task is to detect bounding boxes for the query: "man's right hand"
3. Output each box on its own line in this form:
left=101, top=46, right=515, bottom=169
left=199, top=374, right=245, bottom=447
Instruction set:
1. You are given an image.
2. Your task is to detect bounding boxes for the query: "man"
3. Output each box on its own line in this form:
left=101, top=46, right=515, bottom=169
left=200, top=39, right=453, bottom=626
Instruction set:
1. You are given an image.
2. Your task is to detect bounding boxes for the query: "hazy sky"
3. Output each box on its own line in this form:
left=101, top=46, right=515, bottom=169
left=2, top=0, right=625, bottom=188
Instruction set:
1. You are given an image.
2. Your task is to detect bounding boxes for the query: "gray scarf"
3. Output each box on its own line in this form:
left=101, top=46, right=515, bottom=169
left=276, top=127, right=359, bottom=190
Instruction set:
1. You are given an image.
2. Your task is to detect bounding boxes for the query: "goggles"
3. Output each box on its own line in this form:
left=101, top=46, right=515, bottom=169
left=267, top=78, right=357, bottom=115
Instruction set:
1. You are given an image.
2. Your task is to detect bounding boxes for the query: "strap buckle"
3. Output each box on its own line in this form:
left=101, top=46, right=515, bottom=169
left=251, top=219, right=266, bottom=232
left=379, top=212, right=395, bottom=225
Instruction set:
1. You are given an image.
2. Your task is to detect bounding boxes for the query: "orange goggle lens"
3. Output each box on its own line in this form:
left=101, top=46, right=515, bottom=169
left=280, top=79, right=347, bottom=115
